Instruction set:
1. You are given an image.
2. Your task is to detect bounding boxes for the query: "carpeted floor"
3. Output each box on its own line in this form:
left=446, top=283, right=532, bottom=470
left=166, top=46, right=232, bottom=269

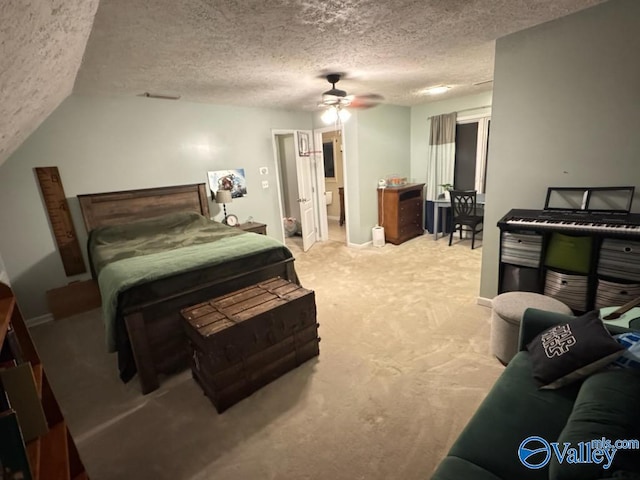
left=31, top=233, right=503, bottom=480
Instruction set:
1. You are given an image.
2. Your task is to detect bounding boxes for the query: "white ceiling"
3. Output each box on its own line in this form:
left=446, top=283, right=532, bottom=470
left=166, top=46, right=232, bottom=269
left=0, top=0, right=607, bottom=166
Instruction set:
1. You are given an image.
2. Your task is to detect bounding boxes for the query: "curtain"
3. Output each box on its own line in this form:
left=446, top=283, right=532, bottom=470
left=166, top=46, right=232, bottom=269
left=425, top=112, right=457, bottom=201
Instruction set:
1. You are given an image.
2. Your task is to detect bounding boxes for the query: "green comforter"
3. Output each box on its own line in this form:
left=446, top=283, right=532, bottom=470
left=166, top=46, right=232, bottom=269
left=88, top=212, right=292, bottom=352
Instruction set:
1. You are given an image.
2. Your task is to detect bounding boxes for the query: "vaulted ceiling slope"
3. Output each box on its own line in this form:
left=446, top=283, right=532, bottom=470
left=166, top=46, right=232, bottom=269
left=0, top=0, right=99, bottom=167
left=0, top=0, right=606, bottom=167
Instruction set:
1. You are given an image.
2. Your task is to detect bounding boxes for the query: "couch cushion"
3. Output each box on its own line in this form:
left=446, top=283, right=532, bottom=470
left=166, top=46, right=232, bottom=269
left=526, top=310, right=624, bottom=389
left=445, top=351, right=580, bottom=480
left=549, top=369, right=640, bottom=480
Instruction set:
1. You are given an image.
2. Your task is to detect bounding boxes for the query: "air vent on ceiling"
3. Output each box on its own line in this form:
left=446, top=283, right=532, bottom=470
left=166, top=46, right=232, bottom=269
left=139, top=92, right=181, bottom=100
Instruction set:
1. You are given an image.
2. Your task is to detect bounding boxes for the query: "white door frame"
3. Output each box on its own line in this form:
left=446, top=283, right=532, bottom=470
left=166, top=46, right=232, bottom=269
left=294, top=130, right=317, bottom=251
left=270, top=130, right=290, bottom=242
left=457, top=112, right=491, bottom=193
left=271, top=129, right=324, bottom=247
left=313, top=125, right=349, bottom=245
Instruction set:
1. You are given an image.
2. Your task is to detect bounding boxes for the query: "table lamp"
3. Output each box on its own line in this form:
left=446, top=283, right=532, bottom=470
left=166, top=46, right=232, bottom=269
left=215, top=189, right=232, bottom=222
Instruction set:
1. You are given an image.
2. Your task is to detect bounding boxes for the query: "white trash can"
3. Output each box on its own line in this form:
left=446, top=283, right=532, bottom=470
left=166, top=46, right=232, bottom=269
left=372, top=226, right=385, bottom=247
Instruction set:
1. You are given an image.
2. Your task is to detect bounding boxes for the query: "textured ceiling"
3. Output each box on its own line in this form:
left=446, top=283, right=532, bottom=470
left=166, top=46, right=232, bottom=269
left=0, top=0, right=99, bottom=166
left=0, top=0, right=607, bottom=166
left=75, top=0, right=606, bottom=110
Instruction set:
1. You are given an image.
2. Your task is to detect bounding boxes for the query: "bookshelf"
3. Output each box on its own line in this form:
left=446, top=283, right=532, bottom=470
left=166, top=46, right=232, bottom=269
left=1, top=282, right=89, bottom=479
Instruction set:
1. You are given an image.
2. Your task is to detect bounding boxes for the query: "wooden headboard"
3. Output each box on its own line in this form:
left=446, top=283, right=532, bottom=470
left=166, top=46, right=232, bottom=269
left=78, top=183, right=210, bottom=232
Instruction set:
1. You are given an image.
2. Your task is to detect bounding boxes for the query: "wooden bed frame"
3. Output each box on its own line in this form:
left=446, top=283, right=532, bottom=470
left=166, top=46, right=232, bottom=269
left=78, top=183, right=297, bottom=394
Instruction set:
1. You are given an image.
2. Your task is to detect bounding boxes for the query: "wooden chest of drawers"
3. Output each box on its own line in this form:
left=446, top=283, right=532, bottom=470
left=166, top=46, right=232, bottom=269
left=180, top=277, right=319, bottom=412
left=377, top=183, right=425, bottom=245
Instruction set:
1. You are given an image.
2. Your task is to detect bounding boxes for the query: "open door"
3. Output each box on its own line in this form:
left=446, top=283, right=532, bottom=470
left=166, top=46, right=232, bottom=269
left=294, top=130, right=317, bottom=251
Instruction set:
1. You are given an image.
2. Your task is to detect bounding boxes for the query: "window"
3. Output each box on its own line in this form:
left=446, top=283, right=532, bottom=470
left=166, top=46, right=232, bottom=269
left=454, top=115, right=490, bottom=193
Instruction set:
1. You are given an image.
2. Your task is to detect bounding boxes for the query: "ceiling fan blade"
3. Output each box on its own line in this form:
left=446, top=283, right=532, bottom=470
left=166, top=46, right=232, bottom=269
left=317, top=72, right=381, bottom=110
left=322, top=93, right=342, bottom=105
left=348, top=94, right=384, bottom=109
left=322, top=94, right=352, bottom=107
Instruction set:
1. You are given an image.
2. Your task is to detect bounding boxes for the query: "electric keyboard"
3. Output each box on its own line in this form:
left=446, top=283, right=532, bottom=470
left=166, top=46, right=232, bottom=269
left=498, top=209, right=640, bottom=236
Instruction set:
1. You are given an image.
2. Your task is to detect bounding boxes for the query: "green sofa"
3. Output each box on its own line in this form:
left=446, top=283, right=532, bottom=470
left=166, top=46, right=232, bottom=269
left=431, top=308, right=640, bottom=480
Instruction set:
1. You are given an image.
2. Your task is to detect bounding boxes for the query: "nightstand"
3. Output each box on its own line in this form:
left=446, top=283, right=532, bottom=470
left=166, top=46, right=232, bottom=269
left=238, top=222, right=267, bottom=235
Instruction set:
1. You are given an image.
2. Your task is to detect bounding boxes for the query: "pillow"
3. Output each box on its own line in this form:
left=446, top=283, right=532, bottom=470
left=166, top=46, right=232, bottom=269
left=549, top=369, right=640, bottom=480
left=526, top=310, right=624, bottom=389
left=613, top=332, right=640, bottom=369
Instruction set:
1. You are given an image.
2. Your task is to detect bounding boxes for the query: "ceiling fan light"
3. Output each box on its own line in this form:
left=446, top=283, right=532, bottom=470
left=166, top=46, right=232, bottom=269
left=321, top=107, right=338, bottom=124
left=422, top=86, right=450, bottom=95
left=338, top=108, right=351, bottom=122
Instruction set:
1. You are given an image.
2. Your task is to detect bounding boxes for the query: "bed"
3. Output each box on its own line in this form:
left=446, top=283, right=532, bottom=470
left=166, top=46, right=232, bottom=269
left=78, top=183, right=298, bottom=394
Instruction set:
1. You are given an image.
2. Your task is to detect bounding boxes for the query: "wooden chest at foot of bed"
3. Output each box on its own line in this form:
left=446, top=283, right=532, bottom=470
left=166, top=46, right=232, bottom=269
left=180, top=277, right=319, bottom=412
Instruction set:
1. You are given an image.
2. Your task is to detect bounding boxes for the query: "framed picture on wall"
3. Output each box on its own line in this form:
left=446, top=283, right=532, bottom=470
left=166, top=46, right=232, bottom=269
left=298, top=132, right=310, bottom=157
left=207, top=169, right=248, bottom=198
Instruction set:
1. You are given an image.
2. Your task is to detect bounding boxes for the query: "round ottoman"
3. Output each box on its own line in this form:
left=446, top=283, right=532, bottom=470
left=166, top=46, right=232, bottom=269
left=490, top=291, right=573, bottom=364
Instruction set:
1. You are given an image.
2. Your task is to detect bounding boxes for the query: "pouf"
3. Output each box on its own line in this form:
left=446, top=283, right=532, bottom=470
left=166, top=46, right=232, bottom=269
left=490, top=291, right=573, bottom=364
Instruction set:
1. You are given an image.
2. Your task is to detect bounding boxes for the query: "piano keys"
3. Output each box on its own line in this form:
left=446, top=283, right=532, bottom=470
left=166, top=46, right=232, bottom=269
left=497, top=207, right=640, bottom=312
left=498, top=208, right=640, bottom=237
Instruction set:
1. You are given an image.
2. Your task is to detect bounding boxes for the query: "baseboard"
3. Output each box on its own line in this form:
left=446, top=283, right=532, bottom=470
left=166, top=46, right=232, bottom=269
left=477, top=297, right=493, bottom=308
left=26, top=313, right=54, bottom=328
left=348, top=240, right=373, bottom=248
left=327, top=215, right=339, bottom=221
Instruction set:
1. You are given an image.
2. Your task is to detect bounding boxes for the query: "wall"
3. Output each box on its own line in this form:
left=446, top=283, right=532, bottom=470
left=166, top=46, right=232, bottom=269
left=0, top=252, right=9, bottom=286
left=0, top=94, right=312, bottom=318
left=410, top=91, right=493, bottom=184
left=0, top=0, right=99, bottom=166
left=341, top=104, right=412, bottom=245
left=479, top=0, right=640, bottom=299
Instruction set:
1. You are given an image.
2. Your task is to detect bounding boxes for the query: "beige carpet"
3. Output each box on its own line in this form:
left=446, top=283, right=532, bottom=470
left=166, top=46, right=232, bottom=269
left=31, top=234, right=504, bottom=480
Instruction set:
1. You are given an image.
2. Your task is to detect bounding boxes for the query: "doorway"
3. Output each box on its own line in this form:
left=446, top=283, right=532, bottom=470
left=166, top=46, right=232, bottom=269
left=271, top=127, right=348, bottom=251
left=271, top=130, right=321, bottom=252
left=321, top=130, right=346, bottom=244
left=273, top=133, right=303, bottom=250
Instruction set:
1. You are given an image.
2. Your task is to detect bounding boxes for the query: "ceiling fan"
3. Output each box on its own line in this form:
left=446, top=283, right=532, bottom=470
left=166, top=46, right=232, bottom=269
left=318, top=73, right=383, bottom=113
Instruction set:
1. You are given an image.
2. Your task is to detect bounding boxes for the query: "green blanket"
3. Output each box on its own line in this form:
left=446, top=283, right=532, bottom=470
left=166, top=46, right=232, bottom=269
left=89, top=212, right=292, bottom=351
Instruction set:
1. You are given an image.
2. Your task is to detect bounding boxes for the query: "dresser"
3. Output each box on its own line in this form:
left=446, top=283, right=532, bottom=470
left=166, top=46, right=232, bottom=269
left=377, top=183, right=425, bottom=245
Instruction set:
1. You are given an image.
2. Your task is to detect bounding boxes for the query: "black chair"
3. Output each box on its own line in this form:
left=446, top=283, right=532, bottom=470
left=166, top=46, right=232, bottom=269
left=449, top=190, right=484, bottom=249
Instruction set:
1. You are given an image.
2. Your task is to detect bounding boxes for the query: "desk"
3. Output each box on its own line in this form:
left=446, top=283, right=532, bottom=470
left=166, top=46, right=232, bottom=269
left=432, top=193, right=485, bottom=240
